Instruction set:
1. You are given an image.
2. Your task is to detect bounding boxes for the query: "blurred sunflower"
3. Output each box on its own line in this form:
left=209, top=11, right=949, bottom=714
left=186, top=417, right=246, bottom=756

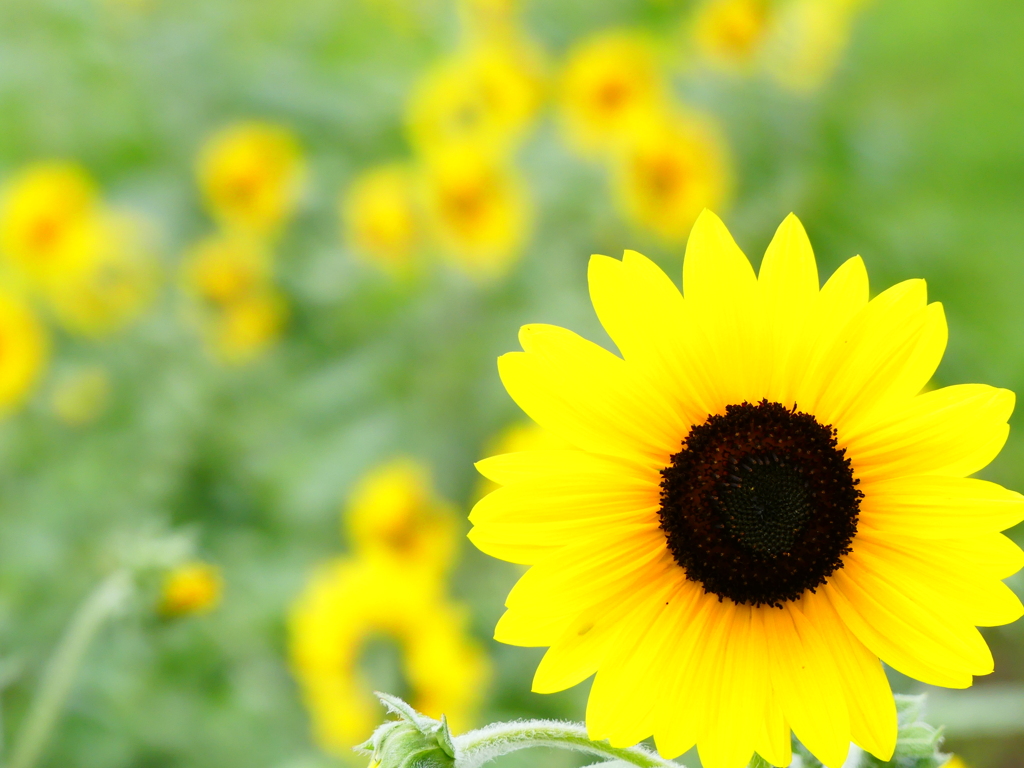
left=690, top=0, right=868, bottom=91
left=290, top=458, right=488, bottom=754
left=420, top=144, right=531, bottom=279
left=558, top=30, right=666, bottom=157
left=342, top=164, right=422, bottom=275
left=0, top=162, right=97, bottom=287
left=346, top=459, right=458, bottom=577
left=159, top=562, right=223, bottom=617
left=406, top=43, right=543, bottom=156
left=180, top=232, right=285, bottom=363
left=45, top=211, right=160, bottom=337
left=471, top=211, right=1024, bottom=768
left=692, top=0, right=772, bottom=69
left=610, top=110, right=731, bottom=241
left=197, top=122, right=306, bottom=235
left=0, top=291, right=47, bottom=412
left=290, top=559, right=488, bottom=754
left=181, top=232, right=272, bottom=307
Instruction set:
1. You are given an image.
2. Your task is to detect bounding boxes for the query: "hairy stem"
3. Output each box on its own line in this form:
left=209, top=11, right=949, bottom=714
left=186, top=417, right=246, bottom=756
left=454, top=721, right=683, bottom=768
left=7, top=571, right=132, bottom=768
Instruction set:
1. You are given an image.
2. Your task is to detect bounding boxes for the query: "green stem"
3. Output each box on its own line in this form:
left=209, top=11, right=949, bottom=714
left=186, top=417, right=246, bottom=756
left=7, top=571, right=132, bottom=768
left=454, top=721, right=683, bottom=768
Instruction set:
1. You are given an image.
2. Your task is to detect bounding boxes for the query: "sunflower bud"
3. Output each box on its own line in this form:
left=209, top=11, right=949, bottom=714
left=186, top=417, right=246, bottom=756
left=357, top=694, right=457, bottom=768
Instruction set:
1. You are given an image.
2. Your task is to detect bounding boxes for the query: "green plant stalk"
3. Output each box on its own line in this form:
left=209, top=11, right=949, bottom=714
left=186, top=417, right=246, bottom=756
left=454, top=721, right=680, bottom=768
left=6, top=571, right=132, bottom=768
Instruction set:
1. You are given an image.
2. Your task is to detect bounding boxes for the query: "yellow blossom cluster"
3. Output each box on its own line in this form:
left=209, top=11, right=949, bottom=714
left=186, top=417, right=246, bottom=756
left=688, top=0, right=874, bottom=91
left=343, top=0, right=542, bottom=280
left=558, top=30, right=732, bottom=242
left=289, top=459, right=489, bottom=756
left=183, top=122, right=304, bottom=362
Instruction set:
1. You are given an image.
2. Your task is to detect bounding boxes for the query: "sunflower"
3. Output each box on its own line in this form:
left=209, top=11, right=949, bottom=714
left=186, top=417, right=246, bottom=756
left=343, top=164, right=422, bottom=275
left=469, top=211, right=1024, bottom=768
left=159, top=562, right=223, bottom=617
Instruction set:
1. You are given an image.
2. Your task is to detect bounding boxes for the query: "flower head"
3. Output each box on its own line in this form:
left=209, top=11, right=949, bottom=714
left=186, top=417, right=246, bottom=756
left=558, top=31, right=665, bottom=156
left=346, top=459, right=458, bottom=577
left=159, top=562, right=223, bottom=617
left=45, top=211, right=160, bottom=337
left=610, top=110, right=731, bottom=241
left=407, top=44, right=543, bottom=156
left=692, top=0, right=772, bottom=68
left=0, top=291, right=47, bottom=412
left=470, top=211, right=1024, bottom=768
left=197, top=122, right=305, bottom=235
left=420, top=145, right=530, bottom=279
left=0, top=162, right=97, bottom=285
left=343, top=164, right=423, bottom=275
left=289, top=563, right=487, bottom=753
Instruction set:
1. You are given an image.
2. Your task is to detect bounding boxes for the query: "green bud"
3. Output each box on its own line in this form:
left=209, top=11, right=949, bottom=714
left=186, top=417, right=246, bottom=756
left=356, top=694, right=457, bottom=768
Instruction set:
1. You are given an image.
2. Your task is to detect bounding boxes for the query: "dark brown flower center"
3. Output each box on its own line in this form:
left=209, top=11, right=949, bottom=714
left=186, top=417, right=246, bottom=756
left=658, top=400, right=860, bottom=607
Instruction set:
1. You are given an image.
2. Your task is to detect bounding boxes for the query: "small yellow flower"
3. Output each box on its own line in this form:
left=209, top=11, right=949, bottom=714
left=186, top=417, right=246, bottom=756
left=0, top=162, right=97, bottom=285
left=610, top=110, right=731, bottom=241
left=346, top=459, right=458, bottom=576
left=289, top=558, right=488, bottom=754
left=692, top=0, right=772, bottom=69
left=51, top=366, right=111, bottom=426
left=197, top=122, right=305, bottom=235
left=212, top=290, right=287, bottom=364
left=420, top=145, right=531, bottom=279
left=343, top=164, right=422, bottom=275
left=0, top=291, right=47, bottom=412
left=45, top=211, right=160, bottom=337
left=407, top=43, right=543, bottom=155
left=558, top=31, right=666, bottom=156
left=181, top=233, right=272, bottom=307
left=943, top=757, right=968, bottom=768
left=159, top=562, right=223, bottom=617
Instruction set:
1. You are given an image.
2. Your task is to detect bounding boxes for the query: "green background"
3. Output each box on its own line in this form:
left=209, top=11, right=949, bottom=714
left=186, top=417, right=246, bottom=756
left=0, top=0, right=1021, bottom=766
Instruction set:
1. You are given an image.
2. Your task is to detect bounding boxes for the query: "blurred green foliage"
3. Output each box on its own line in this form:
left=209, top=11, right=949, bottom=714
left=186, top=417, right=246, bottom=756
left=0, top=0, right=1023, bottom=767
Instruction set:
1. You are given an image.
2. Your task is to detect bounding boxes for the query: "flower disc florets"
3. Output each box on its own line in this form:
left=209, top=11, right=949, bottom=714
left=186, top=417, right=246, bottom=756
left=659, top=399, right=861, bottom=607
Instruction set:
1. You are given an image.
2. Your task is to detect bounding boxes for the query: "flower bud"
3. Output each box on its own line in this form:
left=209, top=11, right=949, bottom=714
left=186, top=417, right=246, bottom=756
left=357, top=694, right=457, bottom=768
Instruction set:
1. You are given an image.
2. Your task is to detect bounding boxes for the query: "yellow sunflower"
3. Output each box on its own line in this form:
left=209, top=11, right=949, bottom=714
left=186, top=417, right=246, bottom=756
left=470, top=211, right=1024, bottom=768
left=557, top=31, right=666, bottom=157
left=159, top=562, right=223, bottom=617
left=342, top=164, right=422, bottom=275
left=0, top=291, right=47, bottom=411
left=610, top=110, right=731, bottom=242
left=197, top=121, right=306, bottom=235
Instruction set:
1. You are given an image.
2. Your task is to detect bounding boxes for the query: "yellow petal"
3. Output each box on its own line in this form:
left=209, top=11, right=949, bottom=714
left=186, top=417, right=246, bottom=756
left=476, top=448, right=651, bottom=486
left=853, top=531, right=1024, bottom=627
left=753, top=689, right=792, bottom=768
left=498, top=324, right=682, bottom=466
left=764, top=604, right=851, bottom=768
left=928, top=532, right=1024, bottom=580
left=801, top=279, right=944, bottom=431
left=534, top=571, right=686, bottom=693
left=825, top=561, right=987, bottom=686
left=587, top=577, right=688, bottom=745
left=588, top=251, right=715, bottom=426
left=775, top=255, right=869, bottom=407
left=696, top=604, right=767, bottom=768
left=859, top=475, right=1024, bottom=539
left=682, top=209, right=763, bottom=407
left=759, top=213, right=820, bottom=400
left=800, top=593, right=896, bottom=761
left=845, top=384, right=1014, bottom=482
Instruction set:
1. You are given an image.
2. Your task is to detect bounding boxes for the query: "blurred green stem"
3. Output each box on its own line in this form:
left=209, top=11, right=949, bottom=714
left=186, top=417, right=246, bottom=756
left=7, top=571, right=132, bottom=768
left=454, top=721, right=680, bottom=768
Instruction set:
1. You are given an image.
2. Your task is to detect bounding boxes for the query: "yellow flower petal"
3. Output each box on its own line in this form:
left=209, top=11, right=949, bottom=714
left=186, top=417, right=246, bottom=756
left=845, top=384, right=1013, bottom=482
left=859, top=475, right=1024, bottom=539
left=764, top=605, right=851, bottom=768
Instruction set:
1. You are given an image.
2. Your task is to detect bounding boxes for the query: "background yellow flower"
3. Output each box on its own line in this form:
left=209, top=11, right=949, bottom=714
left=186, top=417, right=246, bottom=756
left=197, top=122, right=306, bottom=235
left=159, top=562, right=223, bottom=617
left=343, top=164, right=423, bottom=274
left=0, top=290, right=47, bottom=411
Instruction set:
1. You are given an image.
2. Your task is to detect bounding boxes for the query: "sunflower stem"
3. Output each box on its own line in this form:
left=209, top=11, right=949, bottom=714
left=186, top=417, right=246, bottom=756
left=7, top=571, right=132, bottom=768
left=453, top=721, right=683, bottom=768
